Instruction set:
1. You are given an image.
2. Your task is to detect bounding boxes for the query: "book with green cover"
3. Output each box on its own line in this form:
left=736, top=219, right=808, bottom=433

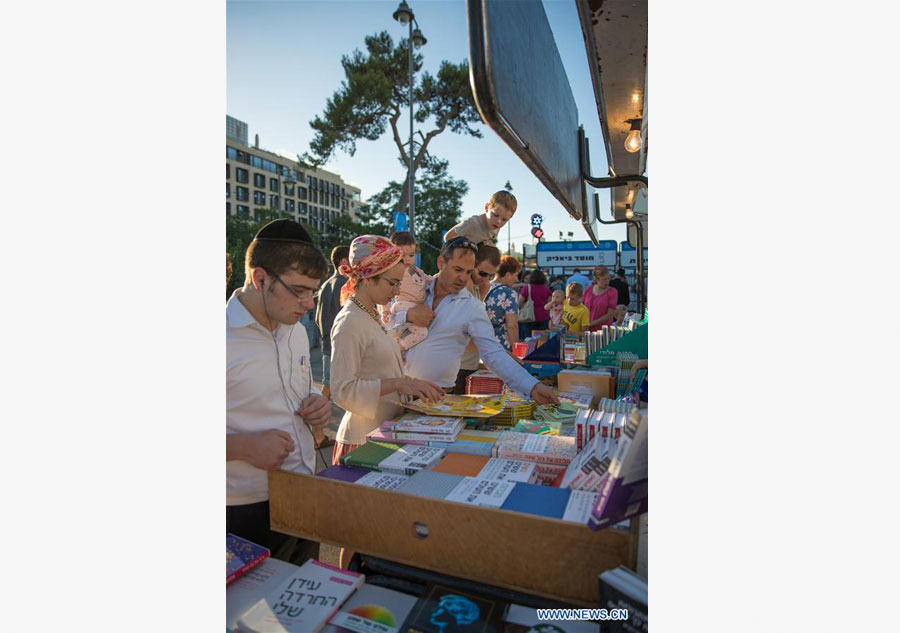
left=340, top=441, right=445, bottom=476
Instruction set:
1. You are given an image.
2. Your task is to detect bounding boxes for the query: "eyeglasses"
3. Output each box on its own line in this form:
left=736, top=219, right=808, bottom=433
left=477, top=270, right=491, bottom=278
left=376, top=275, right=403, bottom=289
left=272, top=273, right=319, bottom=302
left=441, top=236, right=478, bottom=257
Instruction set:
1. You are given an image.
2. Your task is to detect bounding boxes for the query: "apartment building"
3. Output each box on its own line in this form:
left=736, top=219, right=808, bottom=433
left=226, top=116, right=361, bottom=234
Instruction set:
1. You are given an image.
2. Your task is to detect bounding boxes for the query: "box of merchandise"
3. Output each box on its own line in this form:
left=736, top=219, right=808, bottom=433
left=556, top=368, right=615, bottom=400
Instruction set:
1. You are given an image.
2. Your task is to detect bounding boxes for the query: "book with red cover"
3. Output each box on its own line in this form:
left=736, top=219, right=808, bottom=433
left=227, top=533, right=270, bottom=585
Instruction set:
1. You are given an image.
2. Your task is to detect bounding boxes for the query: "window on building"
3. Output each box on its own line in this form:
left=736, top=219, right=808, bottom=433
left=298, top=187, right=307, bottom=200
left=227, top=146, right=237, bottom=160
left=312, top=207, right=318, bottom=219
left=269, top=194, right=279, bottom=209
left=237, top=205, right=250, bottom=218
left=312, top=177, right=318, bottom=190
left=227, top=202, right=231, bottom=216
left=251, top=155, right=263, bottom=169
left=299, top=202, right=307, bottom=215
left=226, top=183, right=230, bottom=198
left=236, top=186, right=249, bottom=201
left=236, top=168, right=249, bottom=183
left=254, top=191, right=266, bottom=205
left=270, top=178, right=278, bottom=192
left=284, top=183, right=295, bottom=196
left=226, top=164, right=231, bottom=179
left=254, top=173, right=265, bottom=188
left=285, top=199, right=295, bottom=212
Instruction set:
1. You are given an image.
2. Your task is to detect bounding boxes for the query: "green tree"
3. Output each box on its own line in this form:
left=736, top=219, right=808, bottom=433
left=305, top=31, right=482, bottom=216
left=362, top=158, right=469, bottom=273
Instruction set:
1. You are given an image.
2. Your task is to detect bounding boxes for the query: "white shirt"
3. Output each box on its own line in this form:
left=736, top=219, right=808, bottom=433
left=226, top=289, right=320, bottom=505
left=392, top=280, right=539, bottom=396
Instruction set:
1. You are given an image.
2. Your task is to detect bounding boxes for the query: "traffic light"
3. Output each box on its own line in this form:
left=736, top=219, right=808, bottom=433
left=531, top=226, right=544, bottom=239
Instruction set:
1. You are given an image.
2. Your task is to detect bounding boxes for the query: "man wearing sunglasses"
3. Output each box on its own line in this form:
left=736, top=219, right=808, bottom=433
left=390, top=237, right=559, bottom=405
left=226, top=219, right=334, bottom=562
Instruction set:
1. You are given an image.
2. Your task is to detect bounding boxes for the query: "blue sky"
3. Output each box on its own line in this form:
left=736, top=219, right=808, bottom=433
left=226, top=0, right=626, bottom=249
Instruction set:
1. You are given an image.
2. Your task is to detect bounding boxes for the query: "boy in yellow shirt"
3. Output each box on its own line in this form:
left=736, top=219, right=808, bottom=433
left=561, top=282, right=590, bottom=333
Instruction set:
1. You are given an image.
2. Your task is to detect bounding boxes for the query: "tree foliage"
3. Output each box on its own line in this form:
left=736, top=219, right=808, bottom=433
left=306, top=31, right=482, bottom=214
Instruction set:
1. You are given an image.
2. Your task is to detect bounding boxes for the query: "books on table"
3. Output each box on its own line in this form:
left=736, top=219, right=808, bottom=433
left=432, top=453, right=539, bottom=484
left=322, top=583, right=418, bottom=633
left=366, top=417, right=465, bottom=443
left=228, top=534, right=270, bottom=585
left=317, top=465, right=410, bottom=490
left=340, top=442, right=445, bottom=476
left=511, top=419, right=562, bottom=436
left=464, top=369, right=506, bottom=395
left=491, top=432, right=575, bottom=466
left=499, top=482, right=570, bottom=519
left=403, top=394, right=509, bottom=418
left=228, top=558, right=300, bottom=630
left=503, top=603, right=600, bottom=632
left=233, top=559, right=365, bottom=633
left=557, top=390, right=593, bottom=409
left=589, top=407, right=648, bottom=530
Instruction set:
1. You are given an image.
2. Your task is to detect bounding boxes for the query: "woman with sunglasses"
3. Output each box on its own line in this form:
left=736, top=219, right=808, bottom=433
left=329, top=235, right=445, bottom=467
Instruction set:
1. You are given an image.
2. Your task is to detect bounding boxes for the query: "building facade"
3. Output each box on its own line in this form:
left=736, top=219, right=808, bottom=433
left=226, top=116, right=361, bottom=236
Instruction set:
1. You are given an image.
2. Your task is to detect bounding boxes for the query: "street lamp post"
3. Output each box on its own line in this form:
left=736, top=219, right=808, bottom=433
left=393, top=0, right=426, bottom=238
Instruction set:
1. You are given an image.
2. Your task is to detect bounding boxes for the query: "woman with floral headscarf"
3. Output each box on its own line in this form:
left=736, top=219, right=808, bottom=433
left=330, top=235, right=444, bottom=466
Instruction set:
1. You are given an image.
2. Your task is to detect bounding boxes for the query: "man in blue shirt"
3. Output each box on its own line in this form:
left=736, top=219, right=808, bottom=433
left=565, top=268, right=592, bottom=293
left=391, top=237, right=559, bottom=404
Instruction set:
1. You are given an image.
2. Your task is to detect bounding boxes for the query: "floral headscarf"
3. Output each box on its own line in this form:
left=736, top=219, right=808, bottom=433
left=339, top=235, right=404, bottom=305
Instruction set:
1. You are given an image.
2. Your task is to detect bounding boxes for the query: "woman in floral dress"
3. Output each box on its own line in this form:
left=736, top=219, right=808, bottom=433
left=484, top=255, right=523, bottom=352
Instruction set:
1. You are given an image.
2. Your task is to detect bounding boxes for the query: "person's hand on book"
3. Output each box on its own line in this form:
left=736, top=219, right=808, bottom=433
left=297, top=393, right=332, bottom=428
left=398, top=377, right=445, bottom=402
left=407, top=304, right=435, bottom=328
left=530, top=382, right=560, bottom=405
left=244, top=429, right=295, bottom=471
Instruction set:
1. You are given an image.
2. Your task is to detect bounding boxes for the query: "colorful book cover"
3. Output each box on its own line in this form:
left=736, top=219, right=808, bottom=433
left=404, top=394, right=509, bottom=418
left=227, top=533, right=271, bottom=585
left=499, top=482, right=570, bottom=519
left=589, top=409, right=648, bottom=530
left=427, top=439, right=494, bottom=457
left=390, top=414, right=467, bottom=435
left=432, top=452, right=490, bottom=477
left=477, top=458, right=537, bottom=484
left=511, top=419, right=562, bottom=436
left=400, top=584, right=504, bottom=633
left=340, top=442, right=445, bottom=476
left=323, top=584, right=418, bottom=633
left=491, top=432, right=575, bottom=466
left=234, top=559, right=365, bottom=633
left=316, top=465, right=371, bottom=484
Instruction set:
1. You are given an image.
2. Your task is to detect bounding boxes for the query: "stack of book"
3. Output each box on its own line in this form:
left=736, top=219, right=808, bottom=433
left=557, top=390, right=593, bottom=409
left=322, top=584, right=418, bottom=633
left=532, top=402, right=580, bottom=425
left=563, top=335, right=587, bottom=364
left=432, top=452, right=540, bottom=484
left=588, top=407, right=648, bottom=530
left=584, top=321, right=639, bottom=357
left=339, top=441, right=445, bottom=476
left=366, top=413, right=465, bottom=443
left=575, top=399, right=635, bottom=451
left=511, top=418, right=562, bottom=435
left=491, top=431, right=576, bottom=484
left=614, top=352, right=640, bottom=397
left=490, top=393, right=536, bottom=426
left=464, top=369, right=506, bottom=394
left=230, top=558, right=365, bottom=632
left=404, top=394, right=508, bottom=418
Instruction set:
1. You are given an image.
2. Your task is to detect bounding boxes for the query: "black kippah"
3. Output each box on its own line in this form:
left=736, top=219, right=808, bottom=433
left=254, top=219, right=315, bottom=245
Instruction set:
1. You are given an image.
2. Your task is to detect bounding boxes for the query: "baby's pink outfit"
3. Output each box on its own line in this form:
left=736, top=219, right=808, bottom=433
left=390, top=266, right=431, bottom=350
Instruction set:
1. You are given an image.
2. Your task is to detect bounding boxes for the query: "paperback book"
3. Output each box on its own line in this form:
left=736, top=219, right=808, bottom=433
left=598, top=566, right=647, bottom=633
left=404, top=394, right=509, bottom=418
left=444, top=476, right=516, bottom=508
left=234, top=559, right=365, bottom=633
left=589, top=408, right=648, bottom=530
left=503, top=603, right=600, bottom=633
left=511, top=419, right=562, bottom=436
left=228, top=534, right=271, bottom=585
left=323, top=583, right=419, bottom=633
left=340, top=442, right=445, bottom=476
left=491, top=432, right=576, bottom=466
left=228, top=558, right=300, bottom=631
left=400, top=583, right=504, bottom=633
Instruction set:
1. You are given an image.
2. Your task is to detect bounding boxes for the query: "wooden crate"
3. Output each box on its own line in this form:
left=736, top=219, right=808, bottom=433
left=268, top=470, right=634, bottom=607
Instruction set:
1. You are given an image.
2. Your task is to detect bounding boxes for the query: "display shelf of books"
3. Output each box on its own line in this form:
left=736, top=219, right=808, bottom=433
left=268, top=469, right=633, bottom=607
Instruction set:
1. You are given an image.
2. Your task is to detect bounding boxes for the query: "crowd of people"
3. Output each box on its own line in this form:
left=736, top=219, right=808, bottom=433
left=225, top=189, right=645, bottom=564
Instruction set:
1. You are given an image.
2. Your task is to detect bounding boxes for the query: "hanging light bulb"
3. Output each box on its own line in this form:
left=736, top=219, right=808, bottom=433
left=625, top=204, right=634, bottom=219
left=624, top=118, right=643, bottom=153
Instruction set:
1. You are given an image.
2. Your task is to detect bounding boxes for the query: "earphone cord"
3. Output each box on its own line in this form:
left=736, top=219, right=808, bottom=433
left=263, top=287, right=326, bottom=473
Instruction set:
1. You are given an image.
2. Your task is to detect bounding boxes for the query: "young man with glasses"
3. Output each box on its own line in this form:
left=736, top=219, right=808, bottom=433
left=390, top=237, right=559, bottom=404
left=226, top=219, right=333, bottom=562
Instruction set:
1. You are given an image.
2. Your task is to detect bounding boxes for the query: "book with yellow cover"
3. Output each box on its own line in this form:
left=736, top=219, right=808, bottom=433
left=431, top=452, right=490, bottom=477
left=404, top=394, right=509, bottom=418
